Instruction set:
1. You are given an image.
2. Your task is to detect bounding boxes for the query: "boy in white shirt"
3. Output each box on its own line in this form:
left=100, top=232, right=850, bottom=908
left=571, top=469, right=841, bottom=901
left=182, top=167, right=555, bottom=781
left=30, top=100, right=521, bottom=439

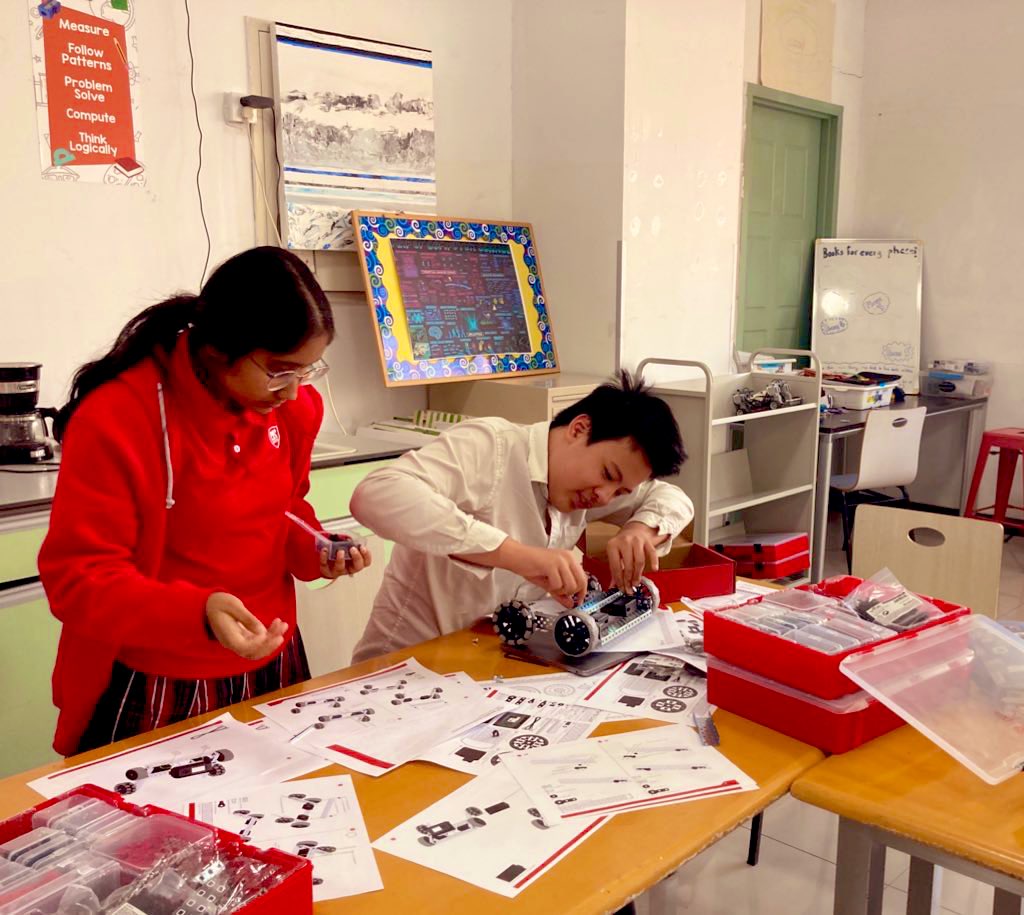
left=350, top=371, right=694, bottom=661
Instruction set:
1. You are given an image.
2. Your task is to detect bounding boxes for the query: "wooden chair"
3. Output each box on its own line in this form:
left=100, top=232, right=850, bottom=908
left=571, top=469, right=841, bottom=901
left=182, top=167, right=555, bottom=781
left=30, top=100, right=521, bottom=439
left=852, top=505, right=1004, bottom=615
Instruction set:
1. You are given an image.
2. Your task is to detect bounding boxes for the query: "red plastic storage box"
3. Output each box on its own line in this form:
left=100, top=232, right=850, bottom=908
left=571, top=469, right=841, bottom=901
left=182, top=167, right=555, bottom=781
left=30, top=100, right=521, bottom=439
left=707, top=657, right=903, bottom=753
left=585, top=523, right=736, bottom=603
left=703, top=576, right=970, bottom=699
left=711, top=531, right=809, bottom=562
left=0, top=785, right=312, bottom=915
left=734, top=551, right=810, bottom=580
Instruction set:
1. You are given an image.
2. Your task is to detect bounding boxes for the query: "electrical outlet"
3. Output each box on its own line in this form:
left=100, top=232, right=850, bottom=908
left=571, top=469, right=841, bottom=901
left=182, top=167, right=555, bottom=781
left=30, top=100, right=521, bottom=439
left=223, top=92, right=256, bottom=125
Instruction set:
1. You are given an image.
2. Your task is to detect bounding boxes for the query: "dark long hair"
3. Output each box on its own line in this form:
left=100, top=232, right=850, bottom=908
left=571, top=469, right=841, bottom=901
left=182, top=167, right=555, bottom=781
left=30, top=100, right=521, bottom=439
left=55, top=246, right=333, bottom=441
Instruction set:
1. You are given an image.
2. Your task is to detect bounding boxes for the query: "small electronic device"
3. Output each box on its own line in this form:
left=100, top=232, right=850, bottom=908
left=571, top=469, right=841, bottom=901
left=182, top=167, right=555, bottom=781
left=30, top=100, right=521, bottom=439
left=284, top=511, right=365, bottom=561
left=493, top=577, right=661, bottom=658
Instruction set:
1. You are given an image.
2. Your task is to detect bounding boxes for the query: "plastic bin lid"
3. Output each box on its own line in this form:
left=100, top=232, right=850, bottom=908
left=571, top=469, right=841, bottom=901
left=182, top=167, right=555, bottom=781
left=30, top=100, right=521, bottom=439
left=840, top=615, right=1024, bottom=785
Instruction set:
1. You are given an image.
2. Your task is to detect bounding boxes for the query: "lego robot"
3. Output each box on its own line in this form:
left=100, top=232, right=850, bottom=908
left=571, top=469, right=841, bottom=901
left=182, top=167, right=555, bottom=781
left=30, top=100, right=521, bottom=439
left=113, top=749, right=233, bottom=795
left=493, top=577, right=661, bottom=658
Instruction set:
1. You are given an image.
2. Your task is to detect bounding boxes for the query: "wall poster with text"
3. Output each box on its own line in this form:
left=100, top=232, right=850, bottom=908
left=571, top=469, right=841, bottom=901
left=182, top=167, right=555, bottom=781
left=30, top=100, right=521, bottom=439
left=26, top=0, right=145, bottom=185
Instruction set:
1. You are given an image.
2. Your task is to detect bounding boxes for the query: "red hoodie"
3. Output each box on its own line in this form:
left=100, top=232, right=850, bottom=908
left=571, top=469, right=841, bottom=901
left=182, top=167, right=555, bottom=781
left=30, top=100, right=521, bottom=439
left=38, top=334, right=325, bottom=755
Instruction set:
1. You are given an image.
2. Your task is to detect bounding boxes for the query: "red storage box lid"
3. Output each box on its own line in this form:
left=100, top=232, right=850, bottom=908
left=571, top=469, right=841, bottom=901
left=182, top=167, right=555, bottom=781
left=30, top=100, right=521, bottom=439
left=584, top=523, right=736, bottom=603
left=711, top=531, right=809, bottom=561
left=703, top=576, right=970, bottom=699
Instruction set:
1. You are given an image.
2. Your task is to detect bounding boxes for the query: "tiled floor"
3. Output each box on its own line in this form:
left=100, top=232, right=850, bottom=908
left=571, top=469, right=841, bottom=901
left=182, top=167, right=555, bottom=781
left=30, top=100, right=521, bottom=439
left=633, top=533, right=1024, bottom=914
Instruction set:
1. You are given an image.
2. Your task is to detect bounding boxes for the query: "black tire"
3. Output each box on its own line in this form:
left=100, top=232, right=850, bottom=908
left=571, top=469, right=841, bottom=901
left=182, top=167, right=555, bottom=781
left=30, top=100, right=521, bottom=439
left=492, top=601, right=534, bottom=645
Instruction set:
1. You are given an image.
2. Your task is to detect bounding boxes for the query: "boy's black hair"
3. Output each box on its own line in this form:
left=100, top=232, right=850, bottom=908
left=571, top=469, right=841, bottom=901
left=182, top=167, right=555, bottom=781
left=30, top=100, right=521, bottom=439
left=551, top=370, right=686, bottom=477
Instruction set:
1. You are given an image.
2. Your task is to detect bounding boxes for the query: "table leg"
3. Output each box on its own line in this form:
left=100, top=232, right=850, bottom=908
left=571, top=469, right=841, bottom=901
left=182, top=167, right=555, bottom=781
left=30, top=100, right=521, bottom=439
left=835, top=818, right=886, bottom=915
left=992, top=888, right=1022, bottom=915
left=906, top=858, right=942, bottom=915
left=813, top=433, right=834, bottom=583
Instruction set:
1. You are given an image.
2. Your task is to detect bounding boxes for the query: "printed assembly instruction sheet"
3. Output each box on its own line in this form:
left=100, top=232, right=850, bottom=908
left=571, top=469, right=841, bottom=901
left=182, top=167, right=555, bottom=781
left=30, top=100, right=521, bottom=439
left=191, top=775, right=382, bottom=901
left=255, top=659, right=491, bottom=776
left=29, top=715, right=322, bottom=805
left=501, top=726, right=757, bottom=823
left=579, top=655, right=708, bottom=723
left=373, top=767, right=606, bottom=898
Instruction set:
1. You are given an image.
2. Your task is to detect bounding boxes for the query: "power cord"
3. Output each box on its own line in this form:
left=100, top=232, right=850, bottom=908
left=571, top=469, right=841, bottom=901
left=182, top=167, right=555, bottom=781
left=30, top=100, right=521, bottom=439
left=183, top=0, right=211, bottom=287
left=247, top=123, right=283, bottom=246
left=321, top=374, right=351, bottom=437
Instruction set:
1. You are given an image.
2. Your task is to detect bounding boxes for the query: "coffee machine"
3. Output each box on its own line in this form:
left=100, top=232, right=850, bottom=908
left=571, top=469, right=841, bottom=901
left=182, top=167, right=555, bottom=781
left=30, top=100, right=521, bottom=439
left=0, top=363, right=58, bottom=464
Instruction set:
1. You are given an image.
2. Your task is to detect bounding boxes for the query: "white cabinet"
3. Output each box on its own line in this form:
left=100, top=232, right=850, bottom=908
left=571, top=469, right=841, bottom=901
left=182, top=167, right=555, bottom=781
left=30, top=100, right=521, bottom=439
left=641, top=353, right=822, bottom=583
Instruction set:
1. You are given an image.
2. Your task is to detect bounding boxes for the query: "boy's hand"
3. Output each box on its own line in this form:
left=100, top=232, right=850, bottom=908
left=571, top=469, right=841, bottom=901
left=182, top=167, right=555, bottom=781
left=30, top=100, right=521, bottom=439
left=606, top=522, right=662, bottom=593
left=504, top=543, right=589, bottom=609
left=455, top=538, right=588, bottom=608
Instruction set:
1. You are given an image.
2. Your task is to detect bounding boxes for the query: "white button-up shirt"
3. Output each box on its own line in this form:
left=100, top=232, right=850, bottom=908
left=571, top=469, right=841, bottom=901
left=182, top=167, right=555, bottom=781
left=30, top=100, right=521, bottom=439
left=350, top=418, right=695, bottom=662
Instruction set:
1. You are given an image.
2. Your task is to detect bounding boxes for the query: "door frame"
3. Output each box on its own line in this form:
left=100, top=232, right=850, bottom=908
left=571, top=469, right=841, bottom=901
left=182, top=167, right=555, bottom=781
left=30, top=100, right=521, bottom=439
left=735, top=83, right=843, bottom=355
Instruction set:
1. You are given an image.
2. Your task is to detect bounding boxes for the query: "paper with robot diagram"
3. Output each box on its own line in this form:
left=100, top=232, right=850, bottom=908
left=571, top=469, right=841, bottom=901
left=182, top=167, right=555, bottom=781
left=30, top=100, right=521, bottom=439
left=28, top=714, right=323, bottom=805
left=418, top=707, right=600, bottom=775
left=190, top=775, right=382, bottom=901
left=578, top=654, right=708, bottom=722
left=254, top=658, right=491, bottom=776
left=372, top=766, right=606, bottom=898
left=501, top=725, right=758, bottom=824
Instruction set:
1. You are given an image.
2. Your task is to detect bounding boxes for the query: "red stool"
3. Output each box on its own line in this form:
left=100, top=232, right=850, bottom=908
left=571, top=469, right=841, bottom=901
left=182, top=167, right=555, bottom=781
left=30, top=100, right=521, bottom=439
left=964, top=427, right=1024, bottom=531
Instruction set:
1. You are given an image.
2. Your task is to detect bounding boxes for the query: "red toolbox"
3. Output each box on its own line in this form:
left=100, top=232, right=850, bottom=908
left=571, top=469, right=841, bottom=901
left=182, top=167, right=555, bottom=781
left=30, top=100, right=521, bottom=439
left=585, top=523, right=736, bottom=603
left=707, top=656, right=904, bottom=754
left=0, top=785, right=312, bottom=914
left=703, top=575, right=970, bottom=699
left=733, top=550, right=810, bottom=580
left=711, top=531, right=809, bottom=561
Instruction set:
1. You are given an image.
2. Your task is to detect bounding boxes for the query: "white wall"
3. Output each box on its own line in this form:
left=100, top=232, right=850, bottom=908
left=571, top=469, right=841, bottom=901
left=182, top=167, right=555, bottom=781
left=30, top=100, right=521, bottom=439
left=0, top=1, right=513, bottom=430
left=619, top=0, right=748, bottom=382
left=831, top=0, right=865, bottom=235
left=510, top=0, right=626, bottom=377
left=856, top=0, right=1024, bottom=504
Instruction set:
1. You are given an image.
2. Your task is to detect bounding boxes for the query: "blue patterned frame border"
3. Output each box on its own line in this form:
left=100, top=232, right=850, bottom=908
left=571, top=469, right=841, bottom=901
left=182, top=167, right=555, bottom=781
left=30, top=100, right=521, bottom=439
left=356, top=213, right=559, bottom=385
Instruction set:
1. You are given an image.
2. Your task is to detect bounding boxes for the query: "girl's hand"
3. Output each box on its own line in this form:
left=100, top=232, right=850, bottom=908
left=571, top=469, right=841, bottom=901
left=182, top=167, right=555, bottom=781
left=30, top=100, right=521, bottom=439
left=320, top=544, right=372, bottom=580
left=206, top=592, right=288, bottom=660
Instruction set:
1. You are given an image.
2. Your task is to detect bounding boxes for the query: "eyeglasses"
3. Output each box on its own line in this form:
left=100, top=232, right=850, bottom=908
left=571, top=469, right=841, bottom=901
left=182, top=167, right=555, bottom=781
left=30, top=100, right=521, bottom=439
left=249, top=356, right=329, bottom=392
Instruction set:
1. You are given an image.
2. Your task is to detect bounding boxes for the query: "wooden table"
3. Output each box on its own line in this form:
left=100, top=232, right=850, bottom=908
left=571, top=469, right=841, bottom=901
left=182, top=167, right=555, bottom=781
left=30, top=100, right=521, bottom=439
left=791, top=725, right=1024, bottom=915
left=0, top=622, right=824, bottom=914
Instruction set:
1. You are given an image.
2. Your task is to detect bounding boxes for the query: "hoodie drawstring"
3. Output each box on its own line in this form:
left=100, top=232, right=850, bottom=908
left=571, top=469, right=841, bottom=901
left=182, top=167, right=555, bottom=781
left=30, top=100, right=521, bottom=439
left=157, top=382, right=175, bottom=509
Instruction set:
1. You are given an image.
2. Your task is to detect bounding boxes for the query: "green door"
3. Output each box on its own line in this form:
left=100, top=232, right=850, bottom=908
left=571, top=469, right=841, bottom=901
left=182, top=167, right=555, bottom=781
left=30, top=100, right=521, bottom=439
left=738, top=88, right=841, bottom=352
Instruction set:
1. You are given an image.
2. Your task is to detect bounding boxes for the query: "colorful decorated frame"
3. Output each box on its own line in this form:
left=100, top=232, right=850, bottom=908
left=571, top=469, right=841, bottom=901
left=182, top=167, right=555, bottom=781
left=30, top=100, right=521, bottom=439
left=354, top=211, right=560, bottom=387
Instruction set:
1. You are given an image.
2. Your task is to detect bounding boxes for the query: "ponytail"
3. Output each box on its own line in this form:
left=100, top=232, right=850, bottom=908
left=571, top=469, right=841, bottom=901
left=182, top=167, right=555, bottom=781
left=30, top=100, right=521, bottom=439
left=54, top=295, right=197, bottom=441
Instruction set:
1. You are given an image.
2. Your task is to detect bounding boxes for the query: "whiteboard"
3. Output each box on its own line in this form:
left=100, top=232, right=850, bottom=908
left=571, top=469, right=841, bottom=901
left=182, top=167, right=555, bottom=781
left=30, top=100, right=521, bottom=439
left=811, top=239, right=923, bottom=394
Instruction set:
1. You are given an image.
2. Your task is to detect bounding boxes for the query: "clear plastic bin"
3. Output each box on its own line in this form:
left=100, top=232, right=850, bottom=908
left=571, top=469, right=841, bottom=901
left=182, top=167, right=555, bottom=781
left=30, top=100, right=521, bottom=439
left=760, top=589, right=844, bottom=614
left=0, top=870, right=100, bottom=915
left=0, top=829, right=62, bottom=864
left=29, top=798, right=91, bottom=832
left=0, top=862, right=30, bottom=891
left=840, top=615, right=1024, bottom=785
left=91, top=814, right=215, bottom=876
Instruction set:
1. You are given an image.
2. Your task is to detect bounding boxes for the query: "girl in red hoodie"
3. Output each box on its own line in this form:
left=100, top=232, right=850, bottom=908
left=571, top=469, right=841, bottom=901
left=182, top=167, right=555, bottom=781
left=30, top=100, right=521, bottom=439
left=39, top=246, right=370, bottom=756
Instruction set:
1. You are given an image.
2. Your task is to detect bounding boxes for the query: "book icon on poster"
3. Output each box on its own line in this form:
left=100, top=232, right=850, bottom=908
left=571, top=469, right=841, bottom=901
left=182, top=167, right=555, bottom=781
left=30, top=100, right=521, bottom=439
left=114, top=156, right=143, bottom=178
